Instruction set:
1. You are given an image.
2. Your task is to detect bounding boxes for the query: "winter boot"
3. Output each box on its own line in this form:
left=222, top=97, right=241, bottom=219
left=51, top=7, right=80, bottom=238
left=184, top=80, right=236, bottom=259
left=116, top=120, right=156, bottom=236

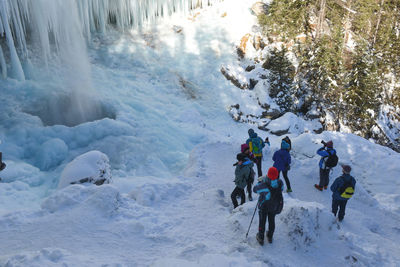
left=266, top=232, right=273, bottom=243
left=314, top=184, right=323, bottom=191
left=256, top=232, right=264, bottom=246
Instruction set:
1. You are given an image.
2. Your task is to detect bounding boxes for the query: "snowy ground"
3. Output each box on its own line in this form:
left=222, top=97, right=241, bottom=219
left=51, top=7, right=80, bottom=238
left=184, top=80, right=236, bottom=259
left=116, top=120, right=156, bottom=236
left=0, top=0, right=400, bottom=266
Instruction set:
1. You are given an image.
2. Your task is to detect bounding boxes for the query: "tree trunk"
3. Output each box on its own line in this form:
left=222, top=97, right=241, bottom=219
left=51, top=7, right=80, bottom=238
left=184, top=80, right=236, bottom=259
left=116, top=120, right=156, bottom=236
left=316, top=0, right=326, bottom=40
left=372, top=0, right=385, bottom=48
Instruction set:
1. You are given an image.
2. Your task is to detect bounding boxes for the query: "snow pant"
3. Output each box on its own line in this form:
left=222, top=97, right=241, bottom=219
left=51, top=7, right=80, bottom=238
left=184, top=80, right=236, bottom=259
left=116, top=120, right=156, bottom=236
left=246, top=179, right=254, bottom=199
left=332, top=199, right=348, bottom=221
left=231, top=186, right=245, bottom=208
left=279, top=170, right=291, bottom=190
left=258, top=208, right=276, bottom=239
left=255, top=156, right=263, bottom=177
left=319, top=168, right=330, bottom=187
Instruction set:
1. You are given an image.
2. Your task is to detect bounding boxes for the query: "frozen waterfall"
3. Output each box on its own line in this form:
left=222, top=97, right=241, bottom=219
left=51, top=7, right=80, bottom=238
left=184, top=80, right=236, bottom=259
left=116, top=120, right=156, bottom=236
left=0, top=0, right=221, bottom=80
left=0, top=0, right=220, bottom=127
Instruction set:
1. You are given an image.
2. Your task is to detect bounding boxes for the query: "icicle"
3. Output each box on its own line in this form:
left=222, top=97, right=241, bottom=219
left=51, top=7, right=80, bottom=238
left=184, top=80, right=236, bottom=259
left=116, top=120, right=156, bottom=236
left=0, top=0, right=25, bottom=80
left=0, top=0, right=224, bottom=80
left=0, top=44, right=7, bottom=79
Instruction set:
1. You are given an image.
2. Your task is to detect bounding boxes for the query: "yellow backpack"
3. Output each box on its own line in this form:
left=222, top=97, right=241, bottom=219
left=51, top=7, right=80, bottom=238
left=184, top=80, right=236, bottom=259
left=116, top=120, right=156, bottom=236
left=339, top=179, right=354, bottom=199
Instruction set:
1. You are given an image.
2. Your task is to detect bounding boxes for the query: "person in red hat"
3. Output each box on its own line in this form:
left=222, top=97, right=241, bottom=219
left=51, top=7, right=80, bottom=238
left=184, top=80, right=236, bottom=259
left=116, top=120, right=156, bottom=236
left=253, top=167, right=284, bottom=245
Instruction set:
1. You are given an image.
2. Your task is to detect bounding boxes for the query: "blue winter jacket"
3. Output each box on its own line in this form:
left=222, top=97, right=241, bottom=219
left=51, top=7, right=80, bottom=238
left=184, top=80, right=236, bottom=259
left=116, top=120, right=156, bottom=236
left=253, top=178, right=284, bottom=208
left=317, top=147, right=336, bottom=169
left=272, top=149, right=291, bottom=172
left=330, top=174, right=356, bottom=201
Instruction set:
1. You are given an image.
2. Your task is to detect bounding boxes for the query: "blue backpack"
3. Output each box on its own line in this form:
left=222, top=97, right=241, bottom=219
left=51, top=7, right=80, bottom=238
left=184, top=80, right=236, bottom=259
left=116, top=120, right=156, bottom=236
left=251, top=137, right=264, bottom=155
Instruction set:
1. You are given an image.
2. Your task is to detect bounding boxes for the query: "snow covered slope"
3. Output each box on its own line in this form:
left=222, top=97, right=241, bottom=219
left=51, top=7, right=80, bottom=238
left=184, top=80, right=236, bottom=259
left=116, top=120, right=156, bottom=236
left=1, top=132, right=400, bottom=266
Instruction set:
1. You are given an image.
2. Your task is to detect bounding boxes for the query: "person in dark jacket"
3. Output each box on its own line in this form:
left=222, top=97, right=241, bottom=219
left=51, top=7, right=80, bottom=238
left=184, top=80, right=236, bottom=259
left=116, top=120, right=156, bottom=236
left=0, top=152, right=6, bottom=182
left=0, top=152, right=5, bottom=171
left=330, top=165, right=356, bottom=221
left=272, top=139, right=292, bottom=192
left=315, top=140, right=336, bottom=191
left=253, top=167, right=284, bottom=245
left=246, top=129, right=269, bottom=177
left=241, top=143, right=256, bottom=201
left=231, top=153, right=253, bottom=209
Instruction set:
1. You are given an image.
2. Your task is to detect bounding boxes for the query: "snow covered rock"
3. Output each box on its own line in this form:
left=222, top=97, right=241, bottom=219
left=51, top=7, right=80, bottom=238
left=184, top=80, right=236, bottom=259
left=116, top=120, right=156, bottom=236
left=57, top=151, right=111, bottom=189
left=251, top=2, right=268, bottom=16
left=221, top=66, right=248, bottom=89
left=265, top=112, right=323, bottom=136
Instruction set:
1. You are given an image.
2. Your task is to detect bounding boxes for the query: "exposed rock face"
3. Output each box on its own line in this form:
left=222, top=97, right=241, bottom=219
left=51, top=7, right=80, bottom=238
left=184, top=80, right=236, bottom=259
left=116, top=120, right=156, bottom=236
left=262, top=109, right=282, bottom=120
left=251, top=2, right=268, bottom=16
left=221, top=66, right=248, bottom=89
left=237, top=34, right=251, bottom=59
left=229, top=104, right=242, bottom=121
left=237, top=33, right=265, bottom=58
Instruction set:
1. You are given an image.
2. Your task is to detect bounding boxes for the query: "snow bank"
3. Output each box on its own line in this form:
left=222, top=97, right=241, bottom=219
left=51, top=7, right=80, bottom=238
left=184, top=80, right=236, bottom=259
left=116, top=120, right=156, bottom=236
left=34, top=138, right=68, bottom=171
left=4, top=248, right=69, bottom=267
left=129, top=180, right=190, bottom=207
left=42, top=184, right=120, bottom=217
left=153, top=253, right=264, bottom=267
left=58, top=150, right=112, bottom=189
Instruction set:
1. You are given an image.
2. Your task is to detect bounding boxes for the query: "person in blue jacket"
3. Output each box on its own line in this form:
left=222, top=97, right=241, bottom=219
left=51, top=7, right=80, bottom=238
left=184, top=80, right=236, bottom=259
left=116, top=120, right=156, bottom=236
left=315, top=140, right=336, bottom=191
left=253, top=167, right=284, bottom=245
left=272, top=139, right=292, bottom=192
left=246, top=129, right=269, bottom=177
left=330, top=165, right=356, bottom=221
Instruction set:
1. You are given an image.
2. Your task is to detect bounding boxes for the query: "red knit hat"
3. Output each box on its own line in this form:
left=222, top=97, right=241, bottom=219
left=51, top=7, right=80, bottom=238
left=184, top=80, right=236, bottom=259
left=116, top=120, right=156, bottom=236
left=241, top=143, right=249, bottom=153
left=267, top=167, right=279, bottom=180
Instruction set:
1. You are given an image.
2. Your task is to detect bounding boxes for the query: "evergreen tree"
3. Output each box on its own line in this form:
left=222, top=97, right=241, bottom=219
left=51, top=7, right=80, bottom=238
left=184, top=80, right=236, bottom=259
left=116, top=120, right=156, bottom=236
left=343, top=44, right=381, bottom=137
left=263, top=47, right=295, bottom=111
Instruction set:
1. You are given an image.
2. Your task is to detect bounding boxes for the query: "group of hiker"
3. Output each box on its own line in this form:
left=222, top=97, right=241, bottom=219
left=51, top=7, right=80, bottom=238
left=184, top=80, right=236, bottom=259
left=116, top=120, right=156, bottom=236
left=232, top=129, right=356, bottom=245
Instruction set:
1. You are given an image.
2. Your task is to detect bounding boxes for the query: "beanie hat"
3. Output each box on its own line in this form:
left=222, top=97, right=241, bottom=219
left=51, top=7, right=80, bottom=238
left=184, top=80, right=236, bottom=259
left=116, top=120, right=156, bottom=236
left=326, top=140, right=333, bottom=148
left=267, top=167, right=279, bottom=180
left=236, top=153, right=247, bottom=162
left=281, top=140, right=290, bottom=150
left=248, top=129, right=254, bottom=135
left=241, top=143, right=249, bottom=153
left=342, top=165, right=351, bottom=174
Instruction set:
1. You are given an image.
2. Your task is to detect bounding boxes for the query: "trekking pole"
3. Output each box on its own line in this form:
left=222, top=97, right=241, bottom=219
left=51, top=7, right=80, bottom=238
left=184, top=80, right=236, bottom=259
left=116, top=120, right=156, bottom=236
left=245, top=203, right=258, bottom=239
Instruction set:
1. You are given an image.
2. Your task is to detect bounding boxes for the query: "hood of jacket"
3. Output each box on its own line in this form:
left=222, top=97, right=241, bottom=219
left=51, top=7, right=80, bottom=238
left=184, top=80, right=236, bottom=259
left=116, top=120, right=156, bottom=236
left=249, top=132, right=257, bottom=139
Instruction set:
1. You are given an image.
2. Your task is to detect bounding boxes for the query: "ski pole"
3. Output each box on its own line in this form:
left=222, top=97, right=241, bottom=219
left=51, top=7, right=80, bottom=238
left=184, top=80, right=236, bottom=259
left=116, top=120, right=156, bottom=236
left=246, top=203, right=258, bottom=239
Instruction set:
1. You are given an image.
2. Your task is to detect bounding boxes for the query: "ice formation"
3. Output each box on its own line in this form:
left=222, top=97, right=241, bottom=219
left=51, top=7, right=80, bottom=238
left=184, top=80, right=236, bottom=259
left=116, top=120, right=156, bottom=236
left=0, top=0, right=222, bottom=80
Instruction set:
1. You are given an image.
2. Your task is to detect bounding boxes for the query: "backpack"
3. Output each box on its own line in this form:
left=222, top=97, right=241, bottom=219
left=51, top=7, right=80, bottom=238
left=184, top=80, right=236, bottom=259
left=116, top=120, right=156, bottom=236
left=339, top=178, right=354, bottom=199
left=251, top=137, right=264, bottom=155
left=264, top=180, right=284, bottom=214
left=325, top=150, right=338, bottom=168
